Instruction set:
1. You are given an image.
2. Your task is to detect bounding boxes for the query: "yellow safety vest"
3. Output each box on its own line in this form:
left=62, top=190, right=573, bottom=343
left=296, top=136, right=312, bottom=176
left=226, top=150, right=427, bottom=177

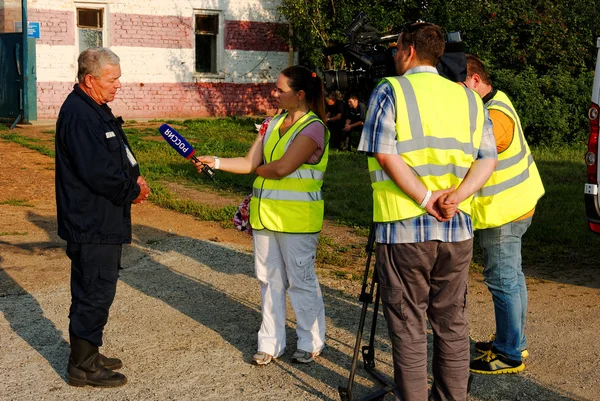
left=471, top=90, right=545, bottom=229
left=368, top=73, right=485, bottom=222
left=250, top=111, right=329, bottom=233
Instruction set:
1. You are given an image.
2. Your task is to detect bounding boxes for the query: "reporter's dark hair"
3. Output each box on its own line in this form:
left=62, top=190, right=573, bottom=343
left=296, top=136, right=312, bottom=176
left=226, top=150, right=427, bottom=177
left=281, top=66, right=326, bottom=122
left=399, top=23, right=444, bottom=67
left=465, top=54, right=492, bottom=85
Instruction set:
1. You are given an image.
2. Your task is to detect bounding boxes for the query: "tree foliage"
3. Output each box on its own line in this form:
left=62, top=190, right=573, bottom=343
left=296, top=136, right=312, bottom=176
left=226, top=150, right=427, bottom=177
left=279, top=0, right=422, bottom=68
left=279, top=0, right=600, bottom=145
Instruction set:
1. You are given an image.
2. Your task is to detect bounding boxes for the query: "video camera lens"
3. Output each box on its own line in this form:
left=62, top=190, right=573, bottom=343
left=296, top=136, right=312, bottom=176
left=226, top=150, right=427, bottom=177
left=324, top=70, right=350, bottom=92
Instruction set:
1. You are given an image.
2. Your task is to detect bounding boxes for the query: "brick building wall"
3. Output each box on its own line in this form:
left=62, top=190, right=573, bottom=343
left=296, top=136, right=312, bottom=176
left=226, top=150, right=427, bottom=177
left=23, top=0, right=291, bottom=119
left=110, top=13, right=194, bottom=48
left=39, top=82, right=277, bottom=119
left=33, top=9, right=74, bottom=45
left=0, top=0, right=22, bottom=32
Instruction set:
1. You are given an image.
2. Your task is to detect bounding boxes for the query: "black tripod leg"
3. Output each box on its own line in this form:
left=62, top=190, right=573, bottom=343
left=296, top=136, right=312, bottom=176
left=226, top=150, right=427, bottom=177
left=359, top=246, right=395, bottom=400
left=338, top=294, right=373, bottom=401
left=339, top=225, right=395, bottom=401
left=338, top=225, right=376, bottom=401
left=362, top=282, right=381, bottom=370
left=361, top=283, right=395, bottom=399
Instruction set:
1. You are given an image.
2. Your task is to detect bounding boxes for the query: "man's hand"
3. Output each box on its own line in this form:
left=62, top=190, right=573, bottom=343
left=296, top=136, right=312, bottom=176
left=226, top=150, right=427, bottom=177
left=132, top=176, right=150, bottom=204
left=343, top=124, right=351, bottom=132
left=437, top=189, right=460, bottom=220
left=425, top=187, right=455, bottom=221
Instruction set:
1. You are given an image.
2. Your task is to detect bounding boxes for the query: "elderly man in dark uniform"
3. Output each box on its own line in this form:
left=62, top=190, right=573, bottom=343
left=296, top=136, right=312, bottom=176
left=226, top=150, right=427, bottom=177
left=55, top=47, right=150, bottom=387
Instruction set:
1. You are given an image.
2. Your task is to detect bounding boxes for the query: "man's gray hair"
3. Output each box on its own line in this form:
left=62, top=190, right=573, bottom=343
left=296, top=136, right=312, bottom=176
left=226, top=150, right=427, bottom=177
left=77, top=47, right=120, bottom=83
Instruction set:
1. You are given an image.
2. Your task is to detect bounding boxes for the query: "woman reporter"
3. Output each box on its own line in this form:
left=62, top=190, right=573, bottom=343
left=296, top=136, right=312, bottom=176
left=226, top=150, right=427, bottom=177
left=193, top=66, right=329, bottom=366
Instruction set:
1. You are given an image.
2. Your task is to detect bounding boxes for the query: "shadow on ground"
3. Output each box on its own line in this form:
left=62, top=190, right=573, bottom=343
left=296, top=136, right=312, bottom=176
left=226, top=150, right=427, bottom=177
left=0, top=211, right=586, bottom=400
left=0, top=255, right=70, bottom=382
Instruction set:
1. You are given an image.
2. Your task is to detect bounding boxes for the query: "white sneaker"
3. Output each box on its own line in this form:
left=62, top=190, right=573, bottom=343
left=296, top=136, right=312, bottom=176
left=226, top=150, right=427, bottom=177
left=291, top=349, right=321, bottom=364
left=251, top=351, right=273, bottom=366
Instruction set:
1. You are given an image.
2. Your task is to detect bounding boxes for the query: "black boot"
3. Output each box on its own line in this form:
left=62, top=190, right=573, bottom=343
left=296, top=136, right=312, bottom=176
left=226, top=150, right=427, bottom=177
left=98, top=353, right=123, bottom=370
left=67, top=335, right=127, bottom=387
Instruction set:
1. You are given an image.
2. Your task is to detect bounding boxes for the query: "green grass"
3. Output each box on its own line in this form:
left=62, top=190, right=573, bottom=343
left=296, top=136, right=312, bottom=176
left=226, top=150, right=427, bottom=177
left=316, top=235, right=347, bottom=266
left=517, top=145, right=600, bottom=271
left=6, top=118, right=600, bottom=275
left=323, top=150, right=372, bottom=227
left=0, top=199, right=34, bottom=207
left=125, top=118, right=260, bottom=195
left=0, top=231, right=28, bottom=236
left=148, top=182, right=237, bottom=222
left=0, top=133, right=55, bottom=157
left=127, top=118, right=373, bottom=225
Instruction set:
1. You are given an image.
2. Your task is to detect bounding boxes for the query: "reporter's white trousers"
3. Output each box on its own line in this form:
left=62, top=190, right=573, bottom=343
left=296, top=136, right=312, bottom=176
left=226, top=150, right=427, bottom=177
left=252, top=229, right=326, bottom=357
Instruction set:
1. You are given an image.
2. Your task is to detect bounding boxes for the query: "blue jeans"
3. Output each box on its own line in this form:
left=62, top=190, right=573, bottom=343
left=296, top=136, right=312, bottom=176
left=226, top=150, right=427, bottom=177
left=479, top=217, right=532, bottom=362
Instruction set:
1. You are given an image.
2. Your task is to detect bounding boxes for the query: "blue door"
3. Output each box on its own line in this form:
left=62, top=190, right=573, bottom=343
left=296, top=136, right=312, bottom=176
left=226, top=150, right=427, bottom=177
left=0, top=33, right=23, bottom=122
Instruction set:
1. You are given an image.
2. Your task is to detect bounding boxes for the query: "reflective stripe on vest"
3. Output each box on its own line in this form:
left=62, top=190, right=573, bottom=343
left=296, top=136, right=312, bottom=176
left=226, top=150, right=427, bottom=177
left=370, top=163, right=470, bottom=181
left=368, top=74, right=485, bottom=222
left=263, top=113, right=285, bottom=145
left=252, top=187, right=323, bottom=201
left=287, top=169, right=325, bottom=180
left=486, top=99, right=526, bottom=171
left=249, top=111, right=329, bottom=233
left=471, top=90, right=545, bottom=229
left=478, top=153, right=535, bottom=197
left=389, top=77, right=480, bottom=158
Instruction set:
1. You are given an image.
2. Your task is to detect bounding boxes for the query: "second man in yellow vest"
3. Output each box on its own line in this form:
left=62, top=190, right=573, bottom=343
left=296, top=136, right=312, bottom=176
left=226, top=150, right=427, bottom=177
left=461, top=55, right=545, bottom=375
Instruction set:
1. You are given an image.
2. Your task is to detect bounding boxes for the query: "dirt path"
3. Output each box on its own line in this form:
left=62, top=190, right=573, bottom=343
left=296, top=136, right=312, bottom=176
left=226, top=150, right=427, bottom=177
left=0, top=131, right=598, bottom=400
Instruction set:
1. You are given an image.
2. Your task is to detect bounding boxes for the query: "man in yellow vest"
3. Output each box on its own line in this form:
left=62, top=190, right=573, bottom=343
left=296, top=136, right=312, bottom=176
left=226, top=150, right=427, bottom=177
left=357, top=24, right=497, bottom=401
left=460, top=55, right=545, bottom=375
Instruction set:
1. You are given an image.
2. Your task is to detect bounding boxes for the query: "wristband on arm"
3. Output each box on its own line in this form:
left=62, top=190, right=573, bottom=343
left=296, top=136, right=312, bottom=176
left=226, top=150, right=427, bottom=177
left=419, top=190, right=432, bottom=208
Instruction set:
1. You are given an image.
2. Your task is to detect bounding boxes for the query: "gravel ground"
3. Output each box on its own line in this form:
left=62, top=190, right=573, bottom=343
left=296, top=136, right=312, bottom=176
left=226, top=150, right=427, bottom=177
left=1, top=136, right=598, bottom=401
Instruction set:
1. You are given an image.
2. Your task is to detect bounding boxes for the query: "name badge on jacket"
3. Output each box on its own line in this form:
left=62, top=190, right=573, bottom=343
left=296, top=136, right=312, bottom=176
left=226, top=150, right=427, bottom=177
left=124, top=144, right=138, bottom=167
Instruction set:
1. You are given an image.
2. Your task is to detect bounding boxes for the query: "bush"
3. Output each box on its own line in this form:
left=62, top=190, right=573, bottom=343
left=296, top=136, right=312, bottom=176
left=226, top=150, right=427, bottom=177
left=494, top=67, right=593, bottom=146
left=280, top=0, right=600, bottom=147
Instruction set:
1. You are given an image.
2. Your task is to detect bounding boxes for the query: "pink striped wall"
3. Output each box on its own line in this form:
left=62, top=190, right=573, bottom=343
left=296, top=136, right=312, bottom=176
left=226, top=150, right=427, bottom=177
left=29, top=8, right=75, bottom=45
left=29, top=8, right=289, bottom=118
left=27, top=9, right=288, bottom=50
left=111, top=13, right=194, bottom=48
left=225, top=20, right=288, bottom=52
left=37, top=82, right=279, bottom=118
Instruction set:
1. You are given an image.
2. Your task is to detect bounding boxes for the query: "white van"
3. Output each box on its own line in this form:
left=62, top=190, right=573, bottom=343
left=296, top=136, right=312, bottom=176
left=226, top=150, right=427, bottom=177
left=585, top=37, right=600, bottom=233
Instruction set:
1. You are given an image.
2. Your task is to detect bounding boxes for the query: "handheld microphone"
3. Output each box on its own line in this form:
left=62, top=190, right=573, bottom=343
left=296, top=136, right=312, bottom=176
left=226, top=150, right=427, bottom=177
left=158, top=124, right=215, bottom=179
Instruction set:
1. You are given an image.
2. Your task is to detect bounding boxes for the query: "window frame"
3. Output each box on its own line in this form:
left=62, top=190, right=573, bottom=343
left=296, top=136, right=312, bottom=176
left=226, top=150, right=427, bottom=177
left=74, top=2, right=108, bottom=55
left=193, top=9, right=224, bottom=79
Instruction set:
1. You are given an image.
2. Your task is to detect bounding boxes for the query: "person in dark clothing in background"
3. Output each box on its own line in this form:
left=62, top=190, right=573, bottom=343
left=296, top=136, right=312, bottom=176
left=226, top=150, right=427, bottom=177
left=325, top=91, right=345, bottom=149
left=55, top=47, right=150, bottom=388
left=342, top=94, right=367, bottom=150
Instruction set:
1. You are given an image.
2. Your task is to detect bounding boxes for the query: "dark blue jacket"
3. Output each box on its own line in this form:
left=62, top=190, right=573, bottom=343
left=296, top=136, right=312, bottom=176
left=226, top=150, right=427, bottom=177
left=55, top=85, right=141, bottom=244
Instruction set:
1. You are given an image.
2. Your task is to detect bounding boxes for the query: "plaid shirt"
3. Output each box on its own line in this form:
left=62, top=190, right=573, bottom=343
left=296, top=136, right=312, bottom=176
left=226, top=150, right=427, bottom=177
left=357, top=66, right=497, bottom=244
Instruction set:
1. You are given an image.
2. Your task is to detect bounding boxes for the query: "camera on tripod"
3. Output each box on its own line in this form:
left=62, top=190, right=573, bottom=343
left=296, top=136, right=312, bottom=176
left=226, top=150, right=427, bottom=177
left=323, top=13, right=468, bottom=98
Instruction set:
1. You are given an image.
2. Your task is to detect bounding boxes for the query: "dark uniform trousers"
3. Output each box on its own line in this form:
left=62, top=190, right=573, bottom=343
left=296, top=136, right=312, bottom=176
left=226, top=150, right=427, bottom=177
left=376, top=239, right=473, bottom=401
left=67, top=242, right=122, bottom=347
